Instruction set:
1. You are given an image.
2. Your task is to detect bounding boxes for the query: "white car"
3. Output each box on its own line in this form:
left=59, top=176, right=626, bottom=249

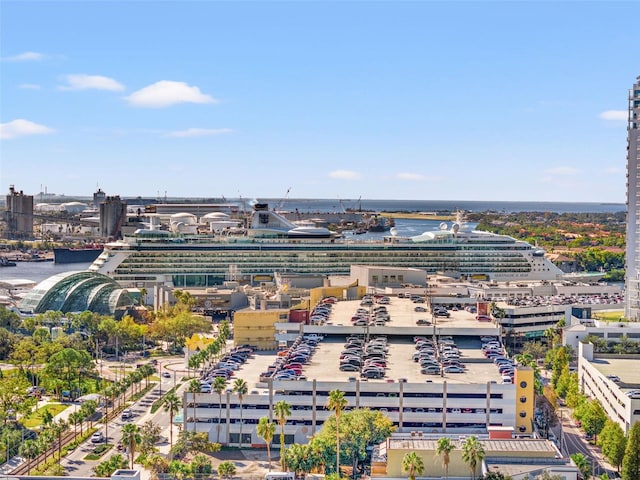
left=121, top=408, right=133, bottom=420
left=91, top=431, right=105, bottom=443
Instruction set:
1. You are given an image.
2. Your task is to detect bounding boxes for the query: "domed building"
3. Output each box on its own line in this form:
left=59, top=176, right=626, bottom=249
left=20, top=271, right=134, bottom=315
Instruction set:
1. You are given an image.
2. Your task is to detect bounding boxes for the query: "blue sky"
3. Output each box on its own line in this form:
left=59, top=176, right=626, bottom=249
left=0, top=1, right=636, bottom=202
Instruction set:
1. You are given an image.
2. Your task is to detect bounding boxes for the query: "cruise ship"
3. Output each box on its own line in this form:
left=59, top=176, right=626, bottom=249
left=89, top=204, right=565, bottom=288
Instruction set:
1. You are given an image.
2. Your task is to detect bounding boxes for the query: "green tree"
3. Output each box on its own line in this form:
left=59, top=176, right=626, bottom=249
left=168, top=460, right=192, bottom=480
left=462, top=436, right=485, bottom=480
left=284, top=443, right=319, bottom=476
left=571, top=453, right=592, bottom=480
left=162, top=391, right=182, bottom=451
left=19, top=439, right=40, bottom=475
left=597, top=420, right=627, bottom=472
left=436, top=437, right=455, bottom=479
left=402, top=451, right=425, bottom=480
left=326, top=389, right=347, bottom=475
left=318, top=407, right=395, bottom=477
left=534, top=472, right=563, bottom=480
left=483, top=472, right=513, bottom=480
left=41, top=347, right=95, bottom=397
left=622, top=422, right=640, bottom=480
left=122, top=423, right=142, bottom=469
left=233, top=378, right=248, bottom=448
left=191, top=453, right=213, bottom=478
left=582, top=399, right=607, bottom=441
left=94, top=454, right=128, bottom=477
left=139, top=420, right=162, bottom=456
left=257, top=416, right=276, bottom=471
left=274, top=400, right=291, bottom=469
left=213, top=376, right=227, bottom=444
left=217, top=460, right=237, bottom=479
left=0, top=372, right=32, bottom=424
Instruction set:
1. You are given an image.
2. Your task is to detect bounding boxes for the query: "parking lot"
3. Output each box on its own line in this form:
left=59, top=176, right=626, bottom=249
left=229, top=297, right=505, bottom=386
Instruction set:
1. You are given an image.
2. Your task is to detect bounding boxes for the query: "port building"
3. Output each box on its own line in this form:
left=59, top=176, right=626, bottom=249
left=4, top=185, right=33, bottom=239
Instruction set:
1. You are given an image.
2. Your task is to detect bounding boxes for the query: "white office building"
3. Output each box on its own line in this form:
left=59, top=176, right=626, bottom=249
left=626, top=76, right=640, bottom=321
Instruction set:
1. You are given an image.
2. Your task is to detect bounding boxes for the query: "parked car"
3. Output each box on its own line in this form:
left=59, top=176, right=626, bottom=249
left=414, top=306, right=427, bottom=312
left=443, top=365, right=465, bottom=374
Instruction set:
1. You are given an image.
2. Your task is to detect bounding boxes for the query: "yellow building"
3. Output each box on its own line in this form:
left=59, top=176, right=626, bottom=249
left=309, top=283, right=366, bottom=306
left=514, top=367, right=535, bottom=435
left=233, top=308, right=290, bottom=350
left=384, top=436, right=569, bottom=479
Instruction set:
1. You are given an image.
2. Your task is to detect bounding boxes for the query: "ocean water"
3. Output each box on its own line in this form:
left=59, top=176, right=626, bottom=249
left=257, top=198, right=625, bottom=214
left=0, top=262, right=93, bottom=284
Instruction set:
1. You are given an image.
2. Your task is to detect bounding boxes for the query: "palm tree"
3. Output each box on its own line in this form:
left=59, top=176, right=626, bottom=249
left=187, top=379, right=200, bottom=433
left=274, top=400, right=292, bottom=469
left=19, top=439, right=40, bottom=475
left=257, top=416, right=276, bottom=471
left=162, top=391, right=182, bottom=451
left=402, top=451, right=425, bottom=480
left=436, top=437, right=455, bottom=480
left=121, top=423, right=142, bottom=469
left=213, top=376, right=227, bottom=443
left=571, top=453, right=592, bottom=479
left=326, top=389, right=347, bottom=475
left=233, top=378, right=248, bottom=448
left=53, top=419, right=68, bottom=462
left=461, top=436, right=485, bottom=480
left=69, top=411, right=84, bottom=438
left=41, top=409, right=54, bottom=429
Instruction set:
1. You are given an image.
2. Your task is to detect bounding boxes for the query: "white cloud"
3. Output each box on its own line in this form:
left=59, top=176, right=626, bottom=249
left=543, top=167, right=579, bottom=176
left=396, top=172, right=427, bottom=181
left=599, top=110, right=627, bottom=121
left=166, top=128, right=233, bottom=138
left=2, top=51, right=45, bottom=62
left=329, top=170, right=361, bottom=180
left=59, top=74, right=125, bottom=91
left=0, top=119, right=55, bottom=139
left=125, top=81, right=217, bottom=108
left=19, top=83, right=41, bottom=90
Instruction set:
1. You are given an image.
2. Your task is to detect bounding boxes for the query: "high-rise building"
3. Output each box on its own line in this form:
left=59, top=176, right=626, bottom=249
left=626, top=76, right=640, bottom=320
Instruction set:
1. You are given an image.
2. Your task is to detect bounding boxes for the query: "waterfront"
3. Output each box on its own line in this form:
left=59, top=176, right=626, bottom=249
left=256, top=198, right=626, bottom=215
left=0, top=261, right=93, bottom=284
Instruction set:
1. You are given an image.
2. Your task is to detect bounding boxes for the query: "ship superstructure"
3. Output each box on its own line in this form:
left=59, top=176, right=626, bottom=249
left=89, top=204, right=565, bottom=288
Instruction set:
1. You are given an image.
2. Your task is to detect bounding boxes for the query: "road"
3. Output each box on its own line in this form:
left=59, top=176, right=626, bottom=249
left=554, top=409, right=619, bottom=479
left=60, top=358, right=186, bottom=478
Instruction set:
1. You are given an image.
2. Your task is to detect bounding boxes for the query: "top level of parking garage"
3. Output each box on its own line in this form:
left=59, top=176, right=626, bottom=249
left=224, top=296, right=512, bottom=391
left=288, top=295, right=501, bottom=338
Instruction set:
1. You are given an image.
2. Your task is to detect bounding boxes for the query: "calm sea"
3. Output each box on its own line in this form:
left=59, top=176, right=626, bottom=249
left=0, top=262, right=93, bottom=285
left=258, top=198, right=625, bottom=214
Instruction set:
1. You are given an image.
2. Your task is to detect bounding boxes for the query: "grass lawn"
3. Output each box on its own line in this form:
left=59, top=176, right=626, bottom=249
left=593, top=310, right=625, bottom=321
left=22, top=403, right=69, bottom=428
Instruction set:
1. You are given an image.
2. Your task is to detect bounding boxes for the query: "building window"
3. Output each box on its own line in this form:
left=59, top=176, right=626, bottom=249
left=520, top=396, right=527, bottom=403
left=520, top=381, right=527, bottom=388
left=228, top=433, right=252, bottom=445
left=519, top=425, right=526, bottom=432
left=519, top=411, right=527, bottom=418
